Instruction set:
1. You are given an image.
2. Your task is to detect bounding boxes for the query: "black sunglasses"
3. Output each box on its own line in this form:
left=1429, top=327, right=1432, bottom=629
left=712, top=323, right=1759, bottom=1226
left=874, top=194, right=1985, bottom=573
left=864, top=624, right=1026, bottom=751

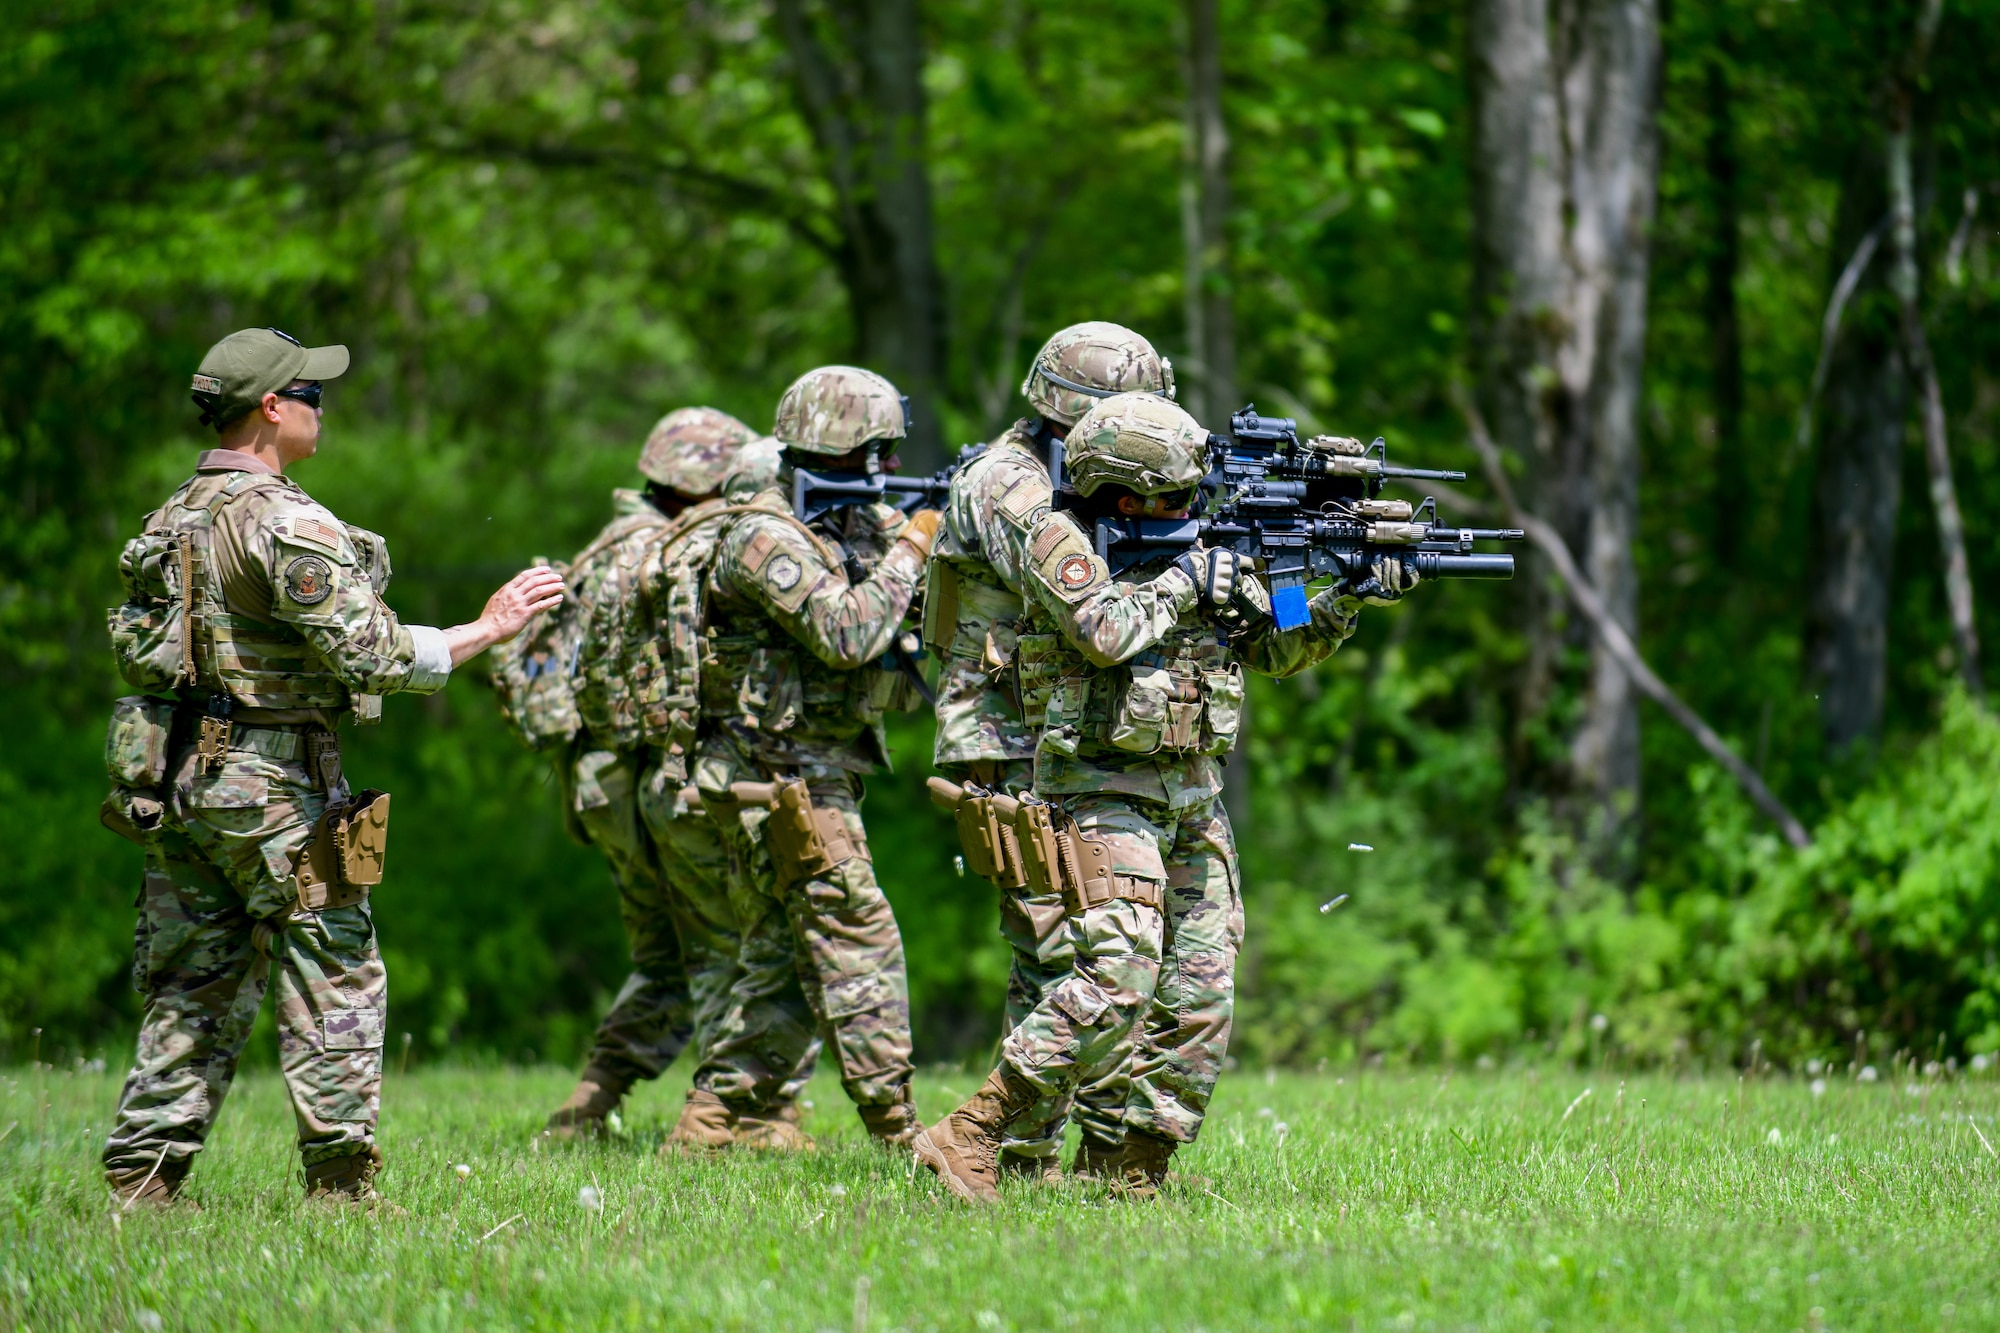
left=274, top=383, right=323, bottom=409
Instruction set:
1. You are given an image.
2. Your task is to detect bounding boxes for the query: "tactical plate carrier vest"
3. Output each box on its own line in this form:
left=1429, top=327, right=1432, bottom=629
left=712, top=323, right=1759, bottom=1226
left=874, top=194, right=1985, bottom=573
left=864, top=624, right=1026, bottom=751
left=109, top=471, right=381, bottom=716
left=1015, top=550, right=1246, bottom=763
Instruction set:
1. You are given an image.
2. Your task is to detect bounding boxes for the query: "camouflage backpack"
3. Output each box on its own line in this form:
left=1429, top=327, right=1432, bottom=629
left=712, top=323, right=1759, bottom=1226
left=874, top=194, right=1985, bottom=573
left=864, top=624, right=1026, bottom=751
left=491, top=496, right=667, bottom=751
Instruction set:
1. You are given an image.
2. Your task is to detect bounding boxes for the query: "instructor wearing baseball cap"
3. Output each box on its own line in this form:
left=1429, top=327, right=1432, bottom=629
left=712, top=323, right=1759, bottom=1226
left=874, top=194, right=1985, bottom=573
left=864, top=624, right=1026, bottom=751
left=99, top=327, right=564, bottom=1207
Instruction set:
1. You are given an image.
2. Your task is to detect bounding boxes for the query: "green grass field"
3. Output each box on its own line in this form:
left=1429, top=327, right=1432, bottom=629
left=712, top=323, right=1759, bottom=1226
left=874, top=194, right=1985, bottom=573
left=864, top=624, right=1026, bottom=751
left=3, top=1061, right=1993, bottom=1330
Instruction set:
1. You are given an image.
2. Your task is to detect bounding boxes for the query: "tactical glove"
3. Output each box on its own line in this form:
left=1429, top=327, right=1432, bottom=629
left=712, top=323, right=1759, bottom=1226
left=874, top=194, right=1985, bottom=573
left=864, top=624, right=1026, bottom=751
left=900, top=509, right=943, bottom=558
left=1232, top=569, right=1274, bottom=622
left=1173, top=547, right=1240, bottom=609
left=1347, top=555, right=1421, bottom=606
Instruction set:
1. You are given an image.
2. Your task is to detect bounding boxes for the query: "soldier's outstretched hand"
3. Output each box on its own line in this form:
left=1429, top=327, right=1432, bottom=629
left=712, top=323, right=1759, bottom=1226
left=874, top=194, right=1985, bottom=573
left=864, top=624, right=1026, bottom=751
left=445, top=566, right=567, bottom=665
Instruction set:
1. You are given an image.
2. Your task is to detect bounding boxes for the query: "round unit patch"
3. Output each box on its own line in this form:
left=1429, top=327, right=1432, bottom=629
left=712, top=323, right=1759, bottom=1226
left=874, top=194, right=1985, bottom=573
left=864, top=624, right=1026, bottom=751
left=284, top=554, right=335, bottom=605
left=766, top=553, right=803, bottom=592
left=1056, top=554, right=1096, bottom=591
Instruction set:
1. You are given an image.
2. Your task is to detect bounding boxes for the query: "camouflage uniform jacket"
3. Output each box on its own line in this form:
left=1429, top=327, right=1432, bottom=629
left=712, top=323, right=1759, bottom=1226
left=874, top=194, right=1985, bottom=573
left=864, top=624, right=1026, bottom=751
left=114, top=450, right=451, bottom=726
left=694, top=481, right=927, bottom=779
left=1017, top=508, right=1358, bottom=807
left=928, top=421, right=1049, bottom=769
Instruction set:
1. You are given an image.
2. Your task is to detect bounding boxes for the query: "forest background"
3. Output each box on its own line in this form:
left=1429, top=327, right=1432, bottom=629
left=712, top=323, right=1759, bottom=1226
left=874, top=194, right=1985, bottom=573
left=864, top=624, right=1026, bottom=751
left=4, top=0, right=1998, bottom=1075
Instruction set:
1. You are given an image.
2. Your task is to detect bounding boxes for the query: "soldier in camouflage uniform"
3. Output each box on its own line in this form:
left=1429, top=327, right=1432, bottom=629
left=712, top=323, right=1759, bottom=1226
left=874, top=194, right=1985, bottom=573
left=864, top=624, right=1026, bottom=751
left=543, top=409, right=784, bottom=1139
left=916, top=392, right=1419, bottom=1203
left=927, top=323, right=1175, bottom=1179
left=668, top=365, right=941, bottom=1151
left=100, top=328, right=564, bottom=1205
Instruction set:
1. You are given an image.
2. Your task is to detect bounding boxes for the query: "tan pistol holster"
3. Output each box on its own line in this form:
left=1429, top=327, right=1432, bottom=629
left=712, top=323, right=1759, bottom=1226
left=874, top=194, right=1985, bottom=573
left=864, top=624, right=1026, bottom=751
left=729, top=778, right=858, bottom=885
left=1009, top=795, right=1161, bottom=916
left=294, top=789, right=392, bottom=912
left=927, top=777, right=1028, bottom=890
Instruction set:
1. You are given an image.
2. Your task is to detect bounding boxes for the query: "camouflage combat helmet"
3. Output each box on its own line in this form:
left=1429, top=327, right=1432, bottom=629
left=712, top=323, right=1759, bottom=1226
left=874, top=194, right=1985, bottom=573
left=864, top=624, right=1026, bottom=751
left=1021, top=322, right=1175, bottom=428
left=724, top=434, right=784, bottom=494
left=773, top=365, right=909, bottom=457
left=1061, top=392, right=1208, bottom=498
left=638, top=407, right=759, bottom=493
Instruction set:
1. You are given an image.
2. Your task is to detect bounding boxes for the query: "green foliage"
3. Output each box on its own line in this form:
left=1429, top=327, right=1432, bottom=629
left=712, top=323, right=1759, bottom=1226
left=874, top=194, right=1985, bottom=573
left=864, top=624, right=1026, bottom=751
left=11, top=1065, right=2000, bottom=1328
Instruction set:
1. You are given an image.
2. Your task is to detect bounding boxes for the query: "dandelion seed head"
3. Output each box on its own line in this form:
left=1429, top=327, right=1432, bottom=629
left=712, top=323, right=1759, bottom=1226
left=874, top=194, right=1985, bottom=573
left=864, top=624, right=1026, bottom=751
left=1859, top=1065, right=1879, bottom=1083
left=454, top=1163, right=472, bottom=1178
left=577, top=1185, right=603, bottom=1211
left=1765, top=1127, right=1783, bottom=1146
left=135, top=1311, right=163, bottom=1332
left=1810, top=1078, right=1827, bottom=1097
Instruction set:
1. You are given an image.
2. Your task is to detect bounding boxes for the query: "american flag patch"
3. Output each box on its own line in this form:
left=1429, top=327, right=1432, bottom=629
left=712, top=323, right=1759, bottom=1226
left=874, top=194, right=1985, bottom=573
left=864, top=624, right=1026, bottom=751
left=291, top=516, right=345, bottom=551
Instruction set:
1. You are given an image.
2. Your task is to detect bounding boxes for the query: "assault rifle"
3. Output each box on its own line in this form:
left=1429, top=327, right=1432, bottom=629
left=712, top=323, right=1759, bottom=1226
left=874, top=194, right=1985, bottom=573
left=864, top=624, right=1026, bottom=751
left=795, top=486, right=949, bottom=705
left=1081, top=406, right=1522, bottom=631
left=791, top=466, right=954, bottom=523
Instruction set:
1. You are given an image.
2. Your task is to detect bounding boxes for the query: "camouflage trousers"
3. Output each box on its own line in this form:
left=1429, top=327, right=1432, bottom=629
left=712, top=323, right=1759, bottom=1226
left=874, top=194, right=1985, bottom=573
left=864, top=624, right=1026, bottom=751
left=691, top=763, right=912, bottom=1114
left=104, top=738, right=385, bottom=1176
left=997, top=789, right=1242, bottom=1145
left=943, top=759, right=1130, bottom=1162
left=564, top=745, right=746, bottom=1092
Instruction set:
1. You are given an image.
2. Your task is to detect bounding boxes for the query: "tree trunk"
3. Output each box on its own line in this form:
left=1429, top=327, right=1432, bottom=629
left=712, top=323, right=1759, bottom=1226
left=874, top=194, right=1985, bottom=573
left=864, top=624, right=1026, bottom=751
left=1704, top=51, right=1744, bottom=564
left=1468, top=0, right=1661, bottom=848
left=1883, top=0, right=1982, bottom=697
left=1808, top=143, right=1907, bottom=752
left=1180, top=0, right=1236, bottom=427
left=1182, top=0, right=1250, bottom=827
left=773, top=0, right=948, bottom=465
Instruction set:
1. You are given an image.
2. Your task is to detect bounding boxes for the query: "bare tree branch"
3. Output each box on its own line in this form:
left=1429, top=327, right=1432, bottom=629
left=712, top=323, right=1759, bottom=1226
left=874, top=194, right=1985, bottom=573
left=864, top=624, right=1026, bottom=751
left=1458, top=391, right=1814, bottom=849
left=1794, top=219, right=1885, bottom=456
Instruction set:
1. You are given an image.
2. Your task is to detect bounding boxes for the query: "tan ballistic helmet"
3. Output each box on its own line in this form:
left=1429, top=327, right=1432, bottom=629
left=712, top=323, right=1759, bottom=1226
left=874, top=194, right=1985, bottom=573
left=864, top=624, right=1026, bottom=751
left=638, top=407, right=759, bottom=493
left=724, top=434, right=784, bottom=494
left=773, top=365, right=908, bottom=456
left=1062, top=393, right=1208, bottom=498
left=1021, top=322, right=1175, bottom=428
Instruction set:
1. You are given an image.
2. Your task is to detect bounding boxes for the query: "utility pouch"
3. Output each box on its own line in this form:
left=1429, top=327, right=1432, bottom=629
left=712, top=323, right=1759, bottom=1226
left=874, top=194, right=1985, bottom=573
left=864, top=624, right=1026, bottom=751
left=295, top=789, right=392, bottom=912
left=920, top=558, right=960, bottom=657
left=105, top=696, right=174, bottom=790
left=733, top=779, right=857, bottom=884
left=1108, top=664, right=1173, bottom=754
left=927, top=777, right=1028, bottom=889
left=100, top=787, right=167, bottom=845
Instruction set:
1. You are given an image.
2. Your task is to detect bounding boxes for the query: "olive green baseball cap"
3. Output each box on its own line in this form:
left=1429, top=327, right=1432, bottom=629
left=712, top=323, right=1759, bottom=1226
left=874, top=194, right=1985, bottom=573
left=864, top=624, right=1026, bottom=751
left=190, top=327, right=349, bottom=428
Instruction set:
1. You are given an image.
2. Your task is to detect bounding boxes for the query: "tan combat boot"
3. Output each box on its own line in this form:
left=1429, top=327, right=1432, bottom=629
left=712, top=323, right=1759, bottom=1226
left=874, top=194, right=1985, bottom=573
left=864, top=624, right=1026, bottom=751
left=304, top=1145, right=384, bottom=1203
left=544, top=1064, right=632, bottom=1141
left=856, top=1087, right=923, bottom=1149
left=911, top=1068, right=1040, bottom=1204
left=998, top=1149, right=1066, bottom=1185
left=106, top=1155, right=195, bottom=1211
left=736, top=1101, right=816, bottom=1153
left=1070, top=1128, right=1125, bottom=1181
left=1107, top=1128, right=1179, bottom=1199
left=661, top=1088, right=739, bottom=1155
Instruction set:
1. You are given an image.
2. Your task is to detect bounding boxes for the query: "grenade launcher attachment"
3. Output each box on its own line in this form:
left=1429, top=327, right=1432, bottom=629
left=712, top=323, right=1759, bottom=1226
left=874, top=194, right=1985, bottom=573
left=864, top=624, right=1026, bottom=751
left=1093, top=405, right=1523, bottom=630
